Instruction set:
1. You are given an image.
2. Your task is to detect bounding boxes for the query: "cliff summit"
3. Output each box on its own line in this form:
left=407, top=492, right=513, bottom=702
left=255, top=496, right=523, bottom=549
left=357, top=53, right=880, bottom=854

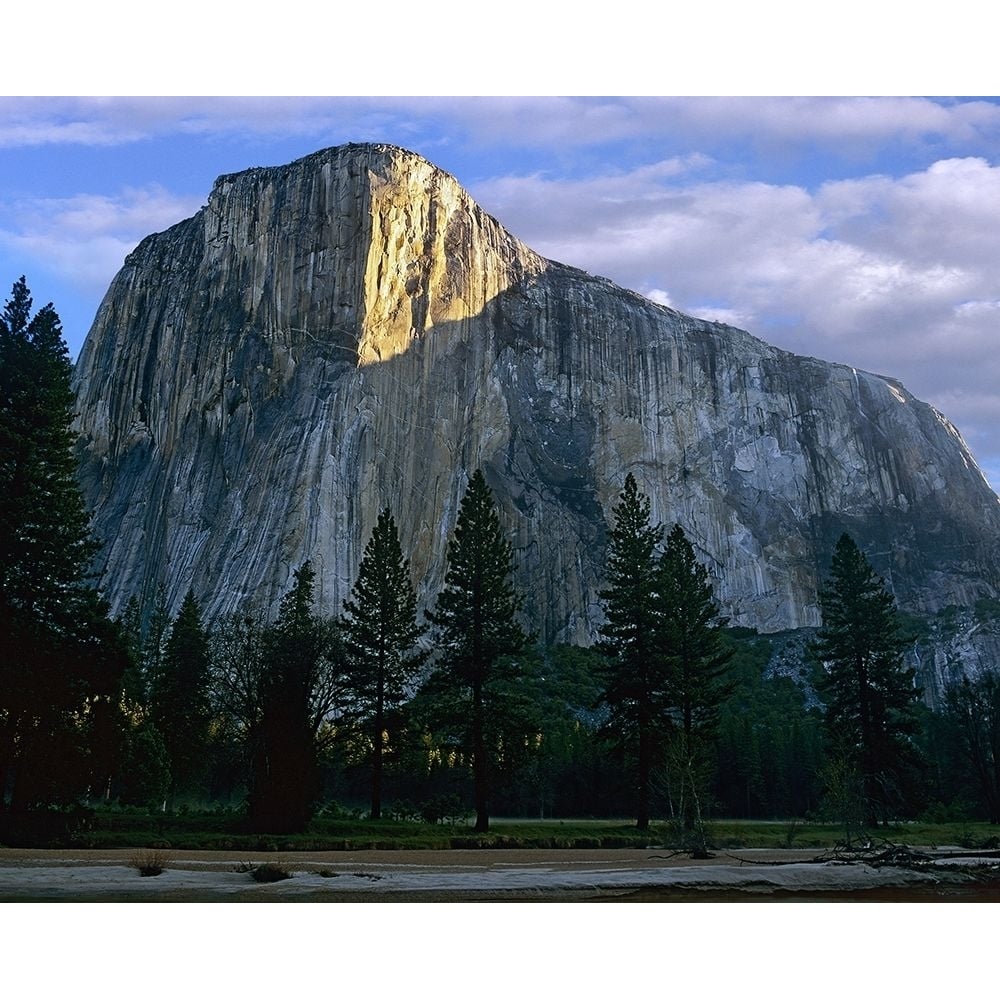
left=72, top=142, right=1000, bottom=649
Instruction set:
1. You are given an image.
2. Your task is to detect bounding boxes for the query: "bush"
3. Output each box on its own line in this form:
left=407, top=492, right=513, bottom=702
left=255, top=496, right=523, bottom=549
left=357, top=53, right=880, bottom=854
left=920, top=799, right=975, bottom=824
left=389, top=799, right=420, bottom=822
left=235, top=860, right=293, bottom=882
left=128, top=848, right=169, bottom=877
left=419, top=793, right=466, bottom=825
left=0, top=805, right=95, bottom=847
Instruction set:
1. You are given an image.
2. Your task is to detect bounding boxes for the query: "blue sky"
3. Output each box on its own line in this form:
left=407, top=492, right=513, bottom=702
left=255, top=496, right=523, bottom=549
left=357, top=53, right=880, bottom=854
left=2, top=0, right=991, bottom=983
left=3, top=0, right=1000, bottom=495
left=4, top=95, right=1000, bottom=490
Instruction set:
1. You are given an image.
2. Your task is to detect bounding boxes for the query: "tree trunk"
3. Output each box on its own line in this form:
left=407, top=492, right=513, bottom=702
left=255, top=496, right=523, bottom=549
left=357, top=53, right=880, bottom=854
left=473, top=674, right=489, bottom=833
left=371, top=671, right=384, bottom=820
left=636, top=704, right=650, bottom=831
left=371, top=705, right=383, bottom=821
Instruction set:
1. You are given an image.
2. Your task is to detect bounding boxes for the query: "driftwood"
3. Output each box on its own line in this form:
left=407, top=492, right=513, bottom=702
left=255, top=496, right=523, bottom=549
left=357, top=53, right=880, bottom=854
left=648, top=850, right=717, bottom=861
left=721, top=837, right=1000, bottom=871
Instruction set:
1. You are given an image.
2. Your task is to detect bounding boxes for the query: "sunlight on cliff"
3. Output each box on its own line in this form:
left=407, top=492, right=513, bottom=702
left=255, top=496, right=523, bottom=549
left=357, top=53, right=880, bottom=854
left=355, top=160, right=544, bottom=367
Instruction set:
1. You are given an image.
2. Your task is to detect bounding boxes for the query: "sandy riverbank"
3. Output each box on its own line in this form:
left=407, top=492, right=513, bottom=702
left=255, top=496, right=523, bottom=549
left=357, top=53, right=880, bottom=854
left=2, top=846, right=998, bottom=901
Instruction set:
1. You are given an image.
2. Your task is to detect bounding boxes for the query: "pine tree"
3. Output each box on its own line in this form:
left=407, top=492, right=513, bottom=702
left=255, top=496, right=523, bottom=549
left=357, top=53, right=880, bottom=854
left=425, top=470, right=530, bottom=832
left=0, top=277, right=96, bottom=625
left=150, top=590, right=212, bottom=802
left=342, top=509, right=427, bottom=819
left=598, top=478, right=732, bottom=835
left=658, top=525, right=731, bottom=738
left=116, top=596, right=146, bottom=705
left=814, top=534, right=921, bottom=825
left=249, top=563, right=344, bottom=833
left=142, top=585, right=171, bottom=701
left=597, top=473, right=666, bottom=830
left=0, top=277, right=126, bottom=813
left=943, top=673, right=1000, bottom=824
left=657, top=523, right=732, bottom=835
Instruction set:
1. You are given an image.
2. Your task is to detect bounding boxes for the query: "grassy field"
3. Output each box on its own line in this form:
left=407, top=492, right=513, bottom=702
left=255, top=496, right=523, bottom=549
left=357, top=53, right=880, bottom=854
left=2, top=809, right=997, bottom=852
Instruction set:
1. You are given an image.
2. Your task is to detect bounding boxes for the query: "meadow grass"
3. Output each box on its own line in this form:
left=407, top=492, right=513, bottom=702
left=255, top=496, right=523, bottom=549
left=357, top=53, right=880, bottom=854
left=13, top=809, right=993, bottom=851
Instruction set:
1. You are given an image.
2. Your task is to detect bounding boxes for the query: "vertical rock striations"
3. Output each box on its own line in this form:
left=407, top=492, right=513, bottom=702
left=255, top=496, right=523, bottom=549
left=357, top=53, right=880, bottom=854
left=73, top=143, right=1000, bottom=654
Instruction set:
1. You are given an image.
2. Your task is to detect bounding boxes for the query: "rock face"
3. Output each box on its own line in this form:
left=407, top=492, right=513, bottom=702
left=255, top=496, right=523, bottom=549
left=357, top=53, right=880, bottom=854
left=73, top=143, right=1000, bottom=652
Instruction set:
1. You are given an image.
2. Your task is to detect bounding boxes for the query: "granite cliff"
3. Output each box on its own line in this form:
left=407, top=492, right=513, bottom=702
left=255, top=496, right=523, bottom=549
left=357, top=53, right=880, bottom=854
left=72, top=143, right=1000, bottom=676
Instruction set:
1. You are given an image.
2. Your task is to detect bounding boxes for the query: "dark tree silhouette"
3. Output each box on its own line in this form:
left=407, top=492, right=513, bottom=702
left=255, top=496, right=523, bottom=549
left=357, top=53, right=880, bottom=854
left=0, top=277, right=127, bottom=813
left=814, top=534, right=921, bottom=825
left=598, top=476, right=731, bottom=834
left=425, top=470, right=530, bottom=832
left=944, top=672, right=1000, bottom=824
left=657, top=524, right=732, bottom=835
left=597, top=473, right=666, bottom=830
left=342, top=508, right=427, bottom=819
left=249, top=563, right=345, bottom=833
left=149, top=590, right=213, bottom=802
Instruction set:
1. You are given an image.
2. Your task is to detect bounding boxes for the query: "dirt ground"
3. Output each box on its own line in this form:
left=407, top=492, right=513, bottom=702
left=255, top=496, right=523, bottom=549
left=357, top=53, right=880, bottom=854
left=3, top=846, right=998, bottom=901
left=0, top=844, right=822, bottom=868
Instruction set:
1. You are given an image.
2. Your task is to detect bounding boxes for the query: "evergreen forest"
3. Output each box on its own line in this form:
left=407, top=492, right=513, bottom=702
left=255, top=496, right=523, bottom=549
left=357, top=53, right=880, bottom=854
left=3, top=278, right=999, bottom=847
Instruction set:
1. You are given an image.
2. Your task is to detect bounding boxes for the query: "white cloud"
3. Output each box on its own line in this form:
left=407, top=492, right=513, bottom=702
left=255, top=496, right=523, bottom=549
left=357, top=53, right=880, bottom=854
left=0, top=186, right=203, bottom=293
left=3, top=97, right=1000, bottom=159
left=685, top=305, right=755, bottom=329
left=472, top=156, right=1000, bottom=484
left=1, top=96, right=997, bottom=485
left=660, top=97, right=1000, bottom=147
left=0, top=97, right=393, bottom=149
left=394, top=96, right=1000, bottom=158
left=645, top=288, right=673, bottom=307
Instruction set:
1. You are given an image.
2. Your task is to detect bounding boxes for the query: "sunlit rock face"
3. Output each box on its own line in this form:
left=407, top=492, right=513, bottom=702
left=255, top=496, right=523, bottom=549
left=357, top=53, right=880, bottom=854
left=73, top=143, right=1000, bottom=649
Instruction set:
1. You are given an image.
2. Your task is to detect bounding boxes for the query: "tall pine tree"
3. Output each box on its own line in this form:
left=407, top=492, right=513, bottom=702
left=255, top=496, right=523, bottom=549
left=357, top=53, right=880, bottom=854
left=425, top=470, right=530, bottom=832
left=0, top=277, right=126, bottom=813
left=149, top=590, right=213, bottom=803
left=0, top=278, right=95, bottom=623
left=249, top=563, right=345, bottom=833
left=598, top=478, right=731, bottom=835
left=342, top=509, right=427, bottom=819
left=943, top=673, right=1000, bottom=824
left=814, top=534, right=921, bottom=825
left=597, top=473, right=666, bottom=830
left=657, top=524, right=732, bottom=836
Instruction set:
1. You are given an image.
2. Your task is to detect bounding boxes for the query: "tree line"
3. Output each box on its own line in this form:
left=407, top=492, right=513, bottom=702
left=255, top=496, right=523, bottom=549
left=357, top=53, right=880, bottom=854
left=3, top=278, right=999, bottom=838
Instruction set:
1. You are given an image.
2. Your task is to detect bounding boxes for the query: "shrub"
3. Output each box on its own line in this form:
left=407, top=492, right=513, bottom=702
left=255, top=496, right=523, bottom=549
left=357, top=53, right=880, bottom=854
left=389, top=799, right=420, bottom=822
left=419, top=793, right=466, bottom=825
left=128, top=848, right=169, bottom=877
left=235, top=860, right=293, bottom=882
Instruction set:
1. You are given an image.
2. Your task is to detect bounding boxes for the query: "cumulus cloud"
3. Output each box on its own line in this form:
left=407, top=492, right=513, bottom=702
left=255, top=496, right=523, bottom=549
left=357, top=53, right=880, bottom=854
left=0, top=185, right=203, bottom=293
left=2, top=95, right=997, bottom=486
left=645, top=97, right=1000, bottom=149
left=0, top=97, right=402, bottom=149
left=472, top=156, right=1000, bottom=483
left=377, top=97, right=1000, bottom=159
left=3, top=97, right=1000, bottom=161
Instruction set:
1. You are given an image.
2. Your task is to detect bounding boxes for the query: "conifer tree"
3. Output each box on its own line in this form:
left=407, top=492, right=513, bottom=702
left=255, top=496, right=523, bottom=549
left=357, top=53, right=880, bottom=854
left=116, top=596, right=146, bottom=705
left=0, top=277, right=126, bottom=813
left=142, top=585, right=171, bottom=701
left=342, top=509, right=427, bottom=819
left=814, top=534, right=921, bottom=825
left=658, top=525, right=732, bottom=739
left=425, top=470, right=530, bottom=833
left=943, top=673, right=1000, bottom=824
left=249, top=563, right=345, bottom=833
left=657, top=523, right=732, bottom=835
left=598, top=478, right=731, bottom=835
left=150, top=590, right=213, bottom=802
left=597, top=473, right=666, bottom=830
left=0, top=278, right=96, bottom=624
